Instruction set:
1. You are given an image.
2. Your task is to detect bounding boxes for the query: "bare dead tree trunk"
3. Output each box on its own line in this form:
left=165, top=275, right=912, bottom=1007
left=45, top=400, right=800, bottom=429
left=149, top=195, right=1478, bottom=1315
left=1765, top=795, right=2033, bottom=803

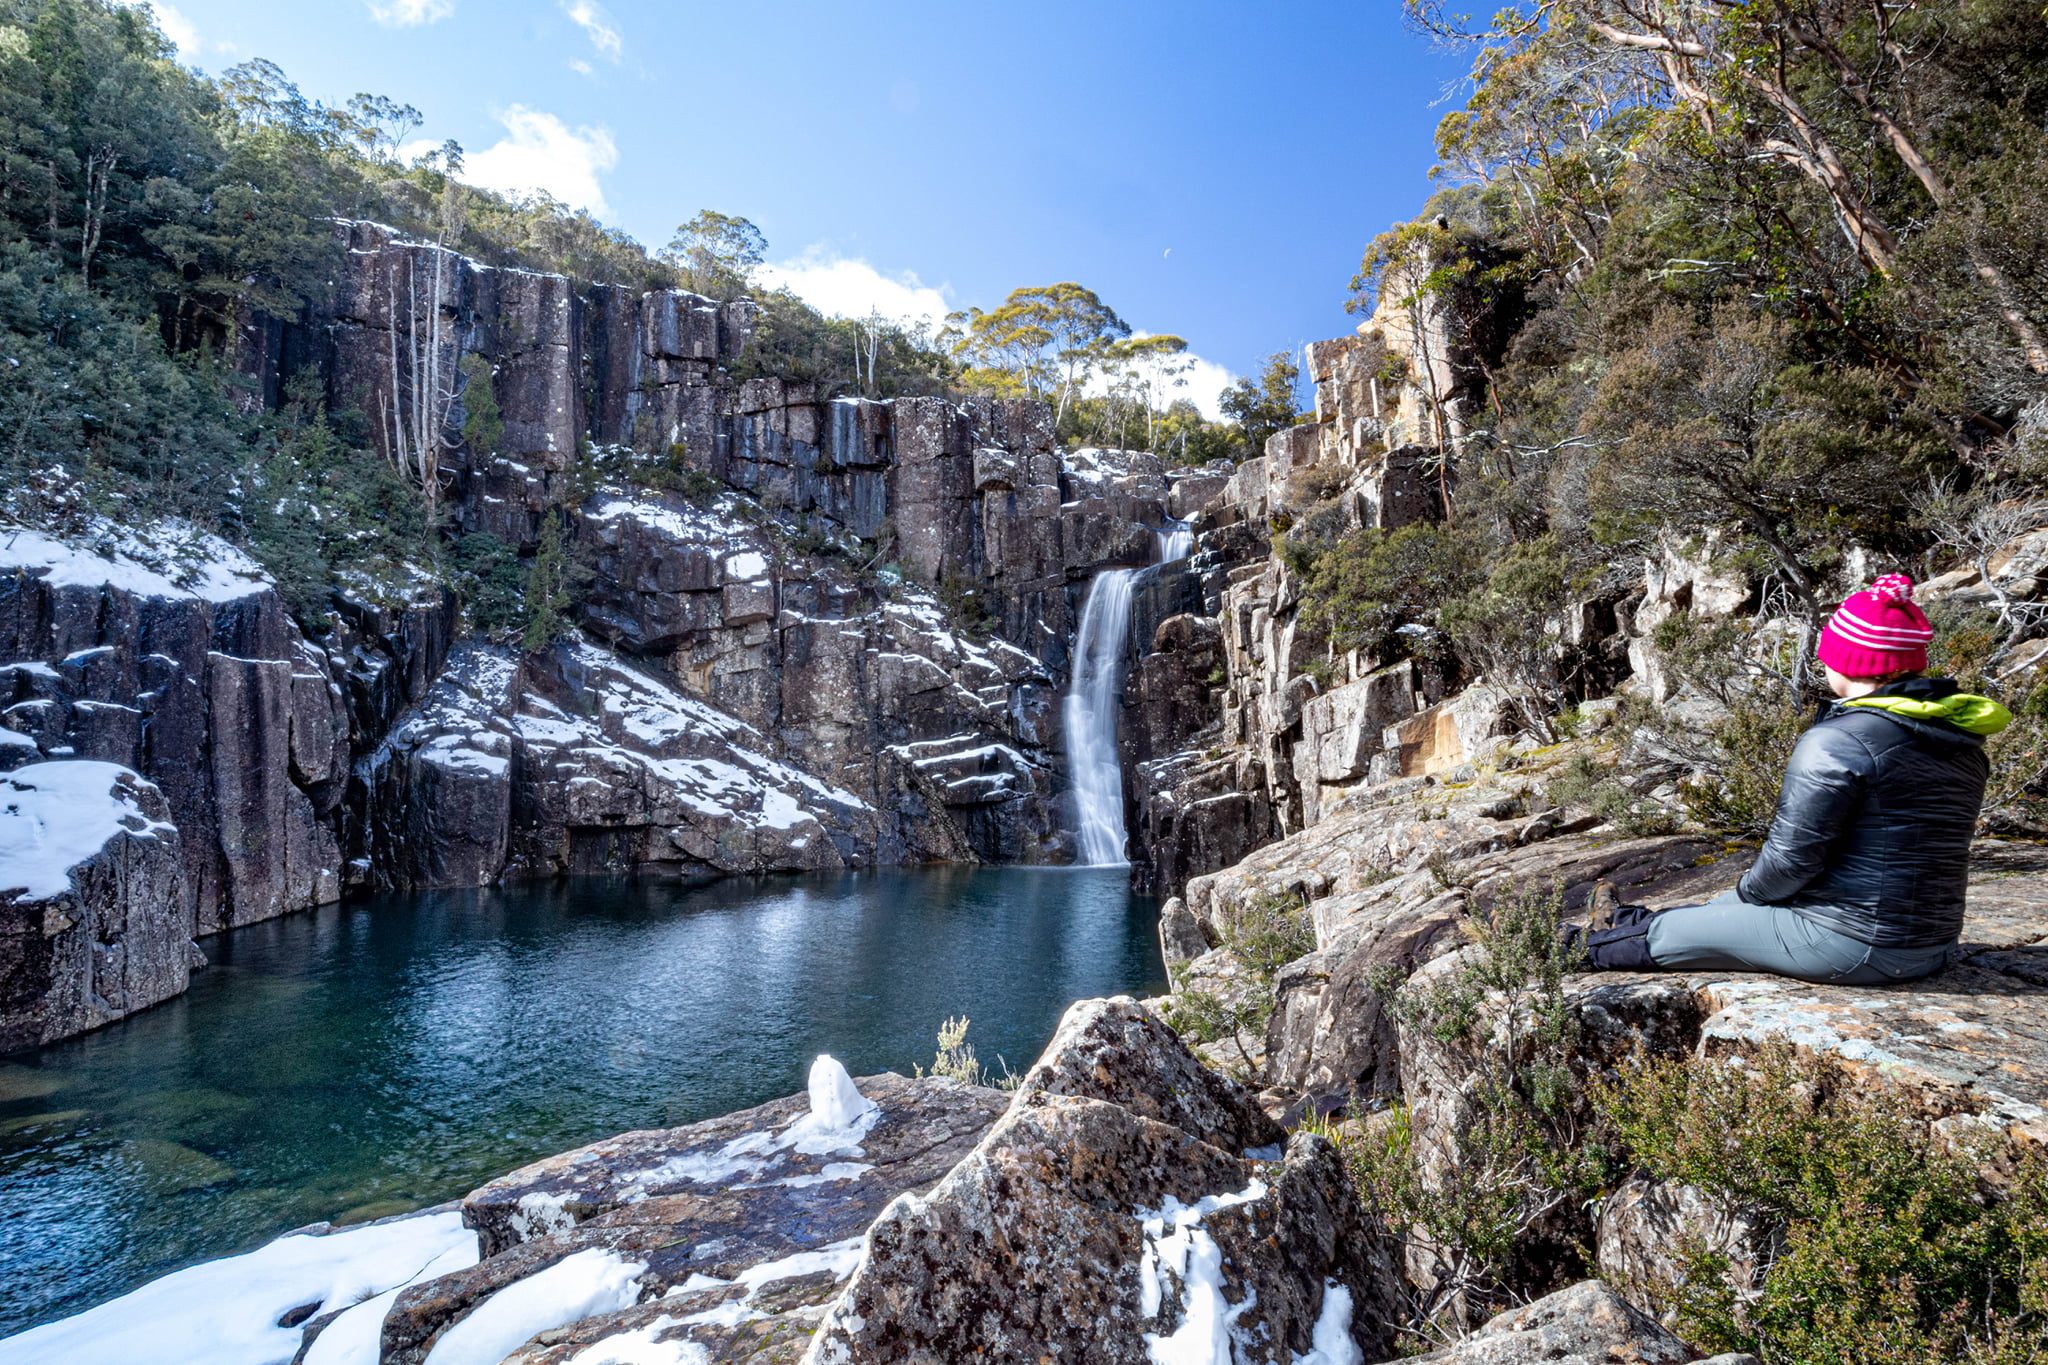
left=79, top=147, right=118, bottom=286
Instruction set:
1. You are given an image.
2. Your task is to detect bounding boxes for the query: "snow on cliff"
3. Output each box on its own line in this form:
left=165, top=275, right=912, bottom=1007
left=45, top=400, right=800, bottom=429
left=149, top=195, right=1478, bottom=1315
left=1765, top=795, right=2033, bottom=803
left=0, top=519, right=270, bottom=602
left=0, top=761, right=178, bottom=901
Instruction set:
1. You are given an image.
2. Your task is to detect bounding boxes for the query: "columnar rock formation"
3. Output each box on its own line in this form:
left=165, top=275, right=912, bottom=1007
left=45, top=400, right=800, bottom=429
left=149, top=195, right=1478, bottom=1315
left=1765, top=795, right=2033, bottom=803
left=0, top=223, right=1221, bottom=1046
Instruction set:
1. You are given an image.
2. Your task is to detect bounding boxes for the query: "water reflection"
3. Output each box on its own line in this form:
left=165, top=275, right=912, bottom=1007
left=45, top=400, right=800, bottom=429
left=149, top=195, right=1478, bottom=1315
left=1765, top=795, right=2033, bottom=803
left=0, top=867, right=1162, bottom=1335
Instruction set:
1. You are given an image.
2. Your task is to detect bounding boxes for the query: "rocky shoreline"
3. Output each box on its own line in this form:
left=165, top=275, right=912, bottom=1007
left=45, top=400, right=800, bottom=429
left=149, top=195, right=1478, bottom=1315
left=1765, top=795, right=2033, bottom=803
left=13, top=800, right=2046, bottom=1363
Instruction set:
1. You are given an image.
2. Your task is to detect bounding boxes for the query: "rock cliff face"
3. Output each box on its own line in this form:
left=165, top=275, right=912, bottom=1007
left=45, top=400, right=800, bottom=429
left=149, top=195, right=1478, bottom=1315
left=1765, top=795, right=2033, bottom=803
left=0, top=761, right=190, bottom=1052
left=0, top=522, right=449, bottom=935
left=3, top=223, right=1229, bottom=1044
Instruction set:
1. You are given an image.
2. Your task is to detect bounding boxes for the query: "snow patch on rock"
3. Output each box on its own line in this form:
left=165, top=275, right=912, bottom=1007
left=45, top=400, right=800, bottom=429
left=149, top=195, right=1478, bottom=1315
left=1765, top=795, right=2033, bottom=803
left=567, top=1314, right=710, bottom=1364
left=1136, top=1180, right=1270, bottom=1365
left=422, top=1247, right=646, bottom=1365
left=0, top=761, right=177, bottom=901
left=0, top=519, right=269, bottom=603
left=0, top=1209, right=477, bottom=1365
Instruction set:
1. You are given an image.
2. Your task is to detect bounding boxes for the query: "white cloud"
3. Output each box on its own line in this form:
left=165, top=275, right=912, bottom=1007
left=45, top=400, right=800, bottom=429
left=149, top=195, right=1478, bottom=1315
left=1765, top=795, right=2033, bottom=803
left=756, top=249, right=952, bottom=326
left=562, top=1, right=622, bottom=58
left=462, top=106, right=618, bottom=217
left=1175, top=355, right=1238, bottom=422
left=570, top=58, right=594, bottom=76
left=367, top=0, right=453, bottom=27
left=148, top=2, right=199, bottom=51
left=1081, top=335, right=1238, bottom=422
left=116, top=2, right=199, bottom=51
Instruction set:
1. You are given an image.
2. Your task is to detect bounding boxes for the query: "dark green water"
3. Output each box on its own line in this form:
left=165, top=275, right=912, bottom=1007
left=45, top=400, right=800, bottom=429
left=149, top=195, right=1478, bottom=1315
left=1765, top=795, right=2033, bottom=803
left=0, top=867, right=1163, bottom=1336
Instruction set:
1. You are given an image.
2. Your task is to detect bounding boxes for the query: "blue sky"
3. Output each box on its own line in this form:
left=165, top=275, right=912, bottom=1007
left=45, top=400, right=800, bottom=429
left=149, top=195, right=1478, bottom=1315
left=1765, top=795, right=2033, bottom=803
left=148, top=0, right=1468, bottom=411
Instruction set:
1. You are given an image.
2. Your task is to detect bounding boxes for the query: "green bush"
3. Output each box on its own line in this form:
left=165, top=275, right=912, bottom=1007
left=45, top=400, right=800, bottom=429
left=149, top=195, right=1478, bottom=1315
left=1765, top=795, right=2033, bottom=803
left=458, top=354, right=503, bottom=459
left=1336, top=881, right=1607, bottom=1337
left=1679, top=690, right=1809, bottom=838
left=1160, top=891, right=1317, bottom=1075
left=1598, top=1043, right=2048, bottom=1363
left=1545, top=753, right=1676, bottom=836
left=452, top=532, right=524, bottom=634
left=1290, top=522, right=1487, bottom=660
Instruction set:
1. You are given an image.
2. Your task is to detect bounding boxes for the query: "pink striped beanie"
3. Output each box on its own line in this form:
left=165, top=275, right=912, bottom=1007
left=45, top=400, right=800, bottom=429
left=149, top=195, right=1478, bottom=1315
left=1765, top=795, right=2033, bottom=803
left=1817, top=573, right=1932, bottom=678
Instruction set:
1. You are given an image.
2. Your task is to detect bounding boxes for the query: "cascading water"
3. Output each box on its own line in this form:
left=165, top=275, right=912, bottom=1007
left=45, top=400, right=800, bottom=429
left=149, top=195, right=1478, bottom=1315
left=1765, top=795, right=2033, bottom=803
left=1062, top=521, right=1196, bottom=867
left=1064, top=567, right=1138, bottom=866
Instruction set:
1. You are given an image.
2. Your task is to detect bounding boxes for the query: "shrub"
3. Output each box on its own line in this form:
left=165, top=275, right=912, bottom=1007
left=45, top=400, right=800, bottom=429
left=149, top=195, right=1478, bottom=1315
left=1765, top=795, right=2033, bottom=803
left=458, top=353, right=503, bottom=459
left=1545, top=753, right=1676, bottom=835
left=1678, top=691, right=1809, bottom=838
left=914, top=1016, right=1019, bottom=1089
left=1290, top=522, right=1488, bottom=662
left=1333, top=881, right=1608, bottom=1340
left=1597, top=1043, right=2048, bottom=1363
left=452, top=532, right=524, bottom=634
left=1160, top=891, right=1316, bottom=1075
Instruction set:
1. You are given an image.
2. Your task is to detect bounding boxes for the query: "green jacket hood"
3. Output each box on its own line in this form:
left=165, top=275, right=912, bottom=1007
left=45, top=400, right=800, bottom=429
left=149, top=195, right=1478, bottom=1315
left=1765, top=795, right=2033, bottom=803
left=1843, top=691, right=2012, bottom=736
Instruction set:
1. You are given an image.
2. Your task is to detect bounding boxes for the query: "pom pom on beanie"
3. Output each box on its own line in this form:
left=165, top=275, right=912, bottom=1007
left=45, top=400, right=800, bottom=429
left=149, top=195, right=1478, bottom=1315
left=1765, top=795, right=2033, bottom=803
left=1818, top=573, right=1933, bottom=678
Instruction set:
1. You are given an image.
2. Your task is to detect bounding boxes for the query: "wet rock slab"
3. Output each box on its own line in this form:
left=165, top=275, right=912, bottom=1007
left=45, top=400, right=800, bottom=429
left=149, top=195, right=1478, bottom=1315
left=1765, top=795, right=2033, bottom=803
left=363, top=1071, right=1006, bottom=1365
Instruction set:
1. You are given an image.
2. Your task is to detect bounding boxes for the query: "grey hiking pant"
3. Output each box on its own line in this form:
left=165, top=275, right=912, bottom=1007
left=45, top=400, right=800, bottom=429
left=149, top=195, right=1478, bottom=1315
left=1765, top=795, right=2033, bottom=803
left=1643, top=889, right=1957, bottom=986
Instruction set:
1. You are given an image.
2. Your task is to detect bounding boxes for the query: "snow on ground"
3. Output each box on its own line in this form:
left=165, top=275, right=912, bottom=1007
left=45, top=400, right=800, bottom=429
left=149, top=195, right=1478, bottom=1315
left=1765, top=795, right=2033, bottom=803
left=302, top=1240, right=479, bottom=1365
left=0, top=761, right=177, bottom=901
left=0, top=519, right=269, bottom=603
left=0, top=1209, right=478, bottom=1365
left=421, top=1248, right=647, bottom=1365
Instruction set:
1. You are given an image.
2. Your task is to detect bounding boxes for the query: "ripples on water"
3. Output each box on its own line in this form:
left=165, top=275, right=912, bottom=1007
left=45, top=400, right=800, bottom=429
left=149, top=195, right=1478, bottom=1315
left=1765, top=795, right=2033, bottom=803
left=0, top=867, right=1163, bottom=1334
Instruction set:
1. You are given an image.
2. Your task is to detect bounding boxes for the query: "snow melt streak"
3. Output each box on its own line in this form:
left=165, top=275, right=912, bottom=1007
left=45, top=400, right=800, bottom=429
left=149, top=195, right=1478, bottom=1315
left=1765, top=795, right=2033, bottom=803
left=1135, top=1179, right=1362, bottom=1365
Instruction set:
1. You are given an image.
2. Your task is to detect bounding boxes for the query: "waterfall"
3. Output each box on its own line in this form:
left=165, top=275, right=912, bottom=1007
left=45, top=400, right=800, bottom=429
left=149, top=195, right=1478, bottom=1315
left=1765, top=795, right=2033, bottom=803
left=1064, top=567, right=1138, bottom=866
left=1157, top=520, right=1193, bottom=563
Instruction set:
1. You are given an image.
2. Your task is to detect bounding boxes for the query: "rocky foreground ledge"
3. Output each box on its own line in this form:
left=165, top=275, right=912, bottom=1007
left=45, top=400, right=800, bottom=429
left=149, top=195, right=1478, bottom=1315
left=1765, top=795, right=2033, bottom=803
left=12, top=810, right=2046, bottom=1364
left=0, top=994, right=1841, bottom=1365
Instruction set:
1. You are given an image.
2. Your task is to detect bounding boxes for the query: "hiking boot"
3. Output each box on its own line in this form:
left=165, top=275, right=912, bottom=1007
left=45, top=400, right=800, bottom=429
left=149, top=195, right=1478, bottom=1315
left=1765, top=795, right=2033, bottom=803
left=1588, top=880, right=1621, bottom=932
left=1583, top=920, right=1660, bottom=971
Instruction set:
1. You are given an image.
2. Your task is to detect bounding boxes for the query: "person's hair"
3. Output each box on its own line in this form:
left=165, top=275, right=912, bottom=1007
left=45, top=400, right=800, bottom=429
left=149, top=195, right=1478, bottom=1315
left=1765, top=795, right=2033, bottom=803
left=1840, top=667, right=1923, bottom=685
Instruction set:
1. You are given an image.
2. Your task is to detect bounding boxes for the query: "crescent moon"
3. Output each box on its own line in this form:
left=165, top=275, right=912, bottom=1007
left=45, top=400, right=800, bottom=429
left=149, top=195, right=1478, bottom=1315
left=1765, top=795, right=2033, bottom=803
left=1163, top=247, right=1172, bottom=259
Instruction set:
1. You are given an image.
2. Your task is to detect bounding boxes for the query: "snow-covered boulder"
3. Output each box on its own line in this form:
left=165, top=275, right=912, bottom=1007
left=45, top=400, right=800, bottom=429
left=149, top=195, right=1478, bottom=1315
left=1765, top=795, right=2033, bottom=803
left=357, top=1062, right=1008, bottom=1365
left=0, top=760, right=190, bottom=1050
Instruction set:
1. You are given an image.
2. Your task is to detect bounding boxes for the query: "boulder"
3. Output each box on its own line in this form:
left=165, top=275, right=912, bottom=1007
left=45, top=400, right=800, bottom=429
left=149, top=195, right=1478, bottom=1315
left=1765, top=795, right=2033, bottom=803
left=1011, top=997, right=1286, bottom=1152
left=1596, top=1173, right=1774, bottom=1325
left=1391, top=1280, right=1690, bottom=1365
left=804, top=997, right=1396, bottom=1364
left=1157, top=897, right=1212, bottom=980
left=1298, top=661, right=1419, bottom=822
left=363, top=1067, right=1008, bottom=1365
left=0, top=761, right=190, bottom=1050
left=1379, top=685, right=1528, bottom=780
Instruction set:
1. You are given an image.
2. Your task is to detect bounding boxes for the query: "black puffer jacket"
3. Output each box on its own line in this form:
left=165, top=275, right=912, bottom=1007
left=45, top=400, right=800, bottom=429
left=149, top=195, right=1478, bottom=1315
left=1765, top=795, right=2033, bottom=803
left=1737, top=678, right=1991, bottom=948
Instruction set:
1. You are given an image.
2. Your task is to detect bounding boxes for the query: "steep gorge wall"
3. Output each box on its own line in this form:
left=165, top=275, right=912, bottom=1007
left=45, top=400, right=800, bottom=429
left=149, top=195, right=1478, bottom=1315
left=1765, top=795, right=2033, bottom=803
left=1, top=223, right=1208, bottom=1046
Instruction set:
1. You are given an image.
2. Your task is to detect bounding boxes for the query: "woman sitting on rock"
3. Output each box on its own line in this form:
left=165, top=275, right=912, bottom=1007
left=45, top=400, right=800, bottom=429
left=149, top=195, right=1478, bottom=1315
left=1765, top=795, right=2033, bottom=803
left=1581, top=574, right=2010, bottom=984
